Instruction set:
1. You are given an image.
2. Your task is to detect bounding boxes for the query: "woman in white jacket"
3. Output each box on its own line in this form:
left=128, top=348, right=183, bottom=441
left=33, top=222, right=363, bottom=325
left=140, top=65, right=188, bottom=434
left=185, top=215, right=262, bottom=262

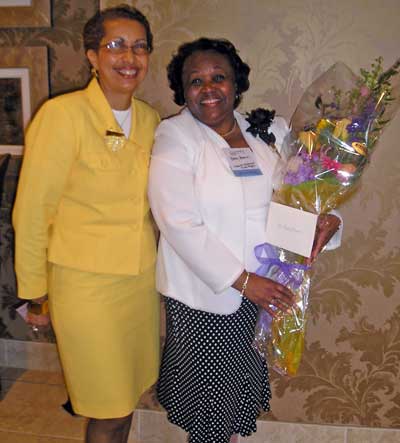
left=148, top=38, right=340, bottom=443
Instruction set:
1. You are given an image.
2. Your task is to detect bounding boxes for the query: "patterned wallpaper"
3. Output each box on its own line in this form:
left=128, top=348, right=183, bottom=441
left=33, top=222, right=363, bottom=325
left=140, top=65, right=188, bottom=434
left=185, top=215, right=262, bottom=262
left=0, top=0, right=98, bottom=340
left=1, top=0, right=399, bottom=430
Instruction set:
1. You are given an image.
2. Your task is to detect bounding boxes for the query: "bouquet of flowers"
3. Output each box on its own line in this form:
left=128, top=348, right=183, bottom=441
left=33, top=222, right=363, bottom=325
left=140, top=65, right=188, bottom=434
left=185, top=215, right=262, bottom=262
left=250, top=57, right=400, bottom=377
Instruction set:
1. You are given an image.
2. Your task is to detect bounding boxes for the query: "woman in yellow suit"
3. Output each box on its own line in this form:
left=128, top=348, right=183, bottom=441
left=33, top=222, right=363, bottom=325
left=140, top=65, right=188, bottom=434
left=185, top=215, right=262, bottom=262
left=13, top=5, right=159, bottom=443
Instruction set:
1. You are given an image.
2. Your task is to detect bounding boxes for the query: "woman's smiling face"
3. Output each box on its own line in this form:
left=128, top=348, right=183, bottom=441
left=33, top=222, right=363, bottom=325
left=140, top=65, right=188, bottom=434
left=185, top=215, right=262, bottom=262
left=87, top=17, right=149, bottom=109
left=182, top=50, right=236, bottom=133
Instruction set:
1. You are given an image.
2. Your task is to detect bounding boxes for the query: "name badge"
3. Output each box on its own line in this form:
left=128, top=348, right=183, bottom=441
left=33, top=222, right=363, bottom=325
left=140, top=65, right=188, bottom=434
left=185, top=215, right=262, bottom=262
left=224, top=147, right=263, bottom=177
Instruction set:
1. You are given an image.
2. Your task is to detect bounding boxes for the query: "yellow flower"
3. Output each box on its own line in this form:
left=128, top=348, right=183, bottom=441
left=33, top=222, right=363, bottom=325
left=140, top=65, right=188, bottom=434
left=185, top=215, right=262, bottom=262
left=351, top=141, right=367, bottom=156
left=298, top=130, right=317, bottom=153
left=332, top=118, right=351, bottom=141
left=316, top=118, right=334, bottom=133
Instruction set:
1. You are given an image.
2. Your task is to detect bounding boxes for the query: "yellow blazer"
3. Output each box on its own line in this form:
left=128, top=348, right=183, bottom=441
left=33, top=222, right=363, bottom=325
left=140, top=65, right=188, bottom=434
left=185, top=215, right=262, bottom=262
left=13, top=79, right=160, bottom=300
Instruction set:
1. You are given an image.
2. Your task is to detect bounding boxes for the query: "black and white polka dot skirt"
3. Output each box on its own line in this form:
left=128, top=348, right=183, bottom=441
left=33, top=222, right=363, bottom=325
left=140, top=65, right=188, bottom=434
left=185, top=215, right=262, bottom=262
left=157, top=296, right=271, bottom=443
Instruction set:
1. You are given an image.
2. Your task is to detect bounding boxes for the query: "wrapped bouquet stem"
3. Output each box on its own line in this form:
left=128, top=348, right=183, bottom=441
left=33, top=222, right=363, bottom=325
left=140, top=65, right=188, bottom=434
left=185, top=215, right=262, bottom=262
left=252, top=57, right=400, bottom=377
left=254, top=243, right=311, bottom=376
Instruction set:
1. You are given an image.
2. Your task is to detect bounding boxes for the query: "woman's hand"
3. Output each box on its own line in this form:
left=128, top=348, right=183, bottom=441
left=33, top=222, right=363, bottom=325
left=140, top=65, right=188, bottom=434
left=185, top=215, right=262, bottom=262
left=26, top=311, right=51, bottom=327
left=233, top=272, right=296, bottom=317
left=26, top=296, right=51, bottom=327
left=307, top=213, right=341, bottom=265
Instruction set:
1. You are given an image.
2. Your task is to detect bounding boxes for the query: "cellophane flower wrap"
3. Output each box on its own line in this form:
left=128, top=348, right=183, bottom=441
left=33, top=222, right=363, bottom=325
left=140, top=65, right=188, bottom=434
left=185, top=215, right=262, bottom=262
left=252, top=57, right=400, bottom=377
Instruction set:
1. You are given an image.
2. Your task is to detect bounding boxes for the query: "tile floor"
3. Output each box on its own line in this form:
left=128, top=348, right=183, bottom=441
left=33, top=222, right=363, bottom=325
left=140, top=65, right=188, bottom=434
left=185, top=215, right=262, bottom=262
left=0, top=366, right=184, bottom=443
left=2, top=366, right=400, bottom=442
left=0, top=367, right=88, bottom=442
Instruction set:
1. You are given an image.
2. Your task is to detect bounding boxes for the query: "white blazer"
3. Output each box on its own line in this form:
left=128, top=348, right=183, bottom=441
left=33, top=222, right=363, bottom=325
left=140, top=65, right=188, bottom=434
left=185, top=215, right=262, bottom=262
left=148, top=108, right=341, bottom=315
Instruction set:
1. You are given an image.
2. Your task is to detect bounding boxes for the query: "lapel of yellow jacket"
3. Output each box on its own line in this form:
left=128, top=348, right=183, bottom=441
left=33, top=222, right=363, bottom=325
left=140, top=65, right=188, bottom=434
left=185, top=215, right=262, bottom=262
left=85, top=78, right=148, bottom=150
left=85, top=78, right=122, bottom=135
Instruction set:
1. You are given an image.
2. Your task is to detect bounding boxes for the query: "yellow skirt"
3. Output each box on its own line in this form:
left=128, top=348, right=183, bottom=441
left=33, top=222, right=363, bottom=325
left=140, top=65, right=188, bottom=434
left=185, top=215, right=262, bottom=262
left=48, top=263, right=160, bottom=418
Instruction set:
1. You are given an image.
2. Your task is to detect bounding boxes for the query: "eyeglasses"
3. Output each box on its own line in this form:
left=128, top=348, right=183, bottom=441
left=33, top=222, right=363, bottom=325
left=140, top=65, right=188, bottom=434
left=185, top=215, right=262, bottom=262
left=100, top=38, right=150, bottom=56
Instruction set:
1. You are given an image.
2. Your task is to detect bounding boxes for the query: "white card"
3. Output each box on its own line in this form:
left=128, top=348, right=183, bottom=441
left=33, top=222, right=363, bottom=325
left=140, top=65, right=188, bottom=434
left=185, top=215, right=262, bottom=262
left=265, top=202, right=318, bottom=257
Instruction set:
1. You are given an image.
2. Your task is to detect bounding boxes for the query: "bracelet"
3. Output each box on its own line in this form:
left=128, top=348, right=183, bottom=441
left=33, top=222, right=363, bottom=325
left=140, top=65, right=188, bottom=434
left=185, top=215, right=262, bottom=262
left=27, top=300, right=49, bottom=316
left=240, top=271, right=251, bottom=297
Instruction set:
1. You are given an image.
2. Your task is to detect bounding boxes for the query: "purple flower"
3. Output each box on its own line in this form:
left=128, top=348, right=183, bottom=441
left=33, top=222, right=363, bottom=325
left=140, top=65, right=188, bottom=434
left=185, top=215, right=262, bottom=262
left=284, top=157, right=315, bottom=185
left=347, top=113, right=375, bottom=135
left=347, top=118, right=364, bottom=133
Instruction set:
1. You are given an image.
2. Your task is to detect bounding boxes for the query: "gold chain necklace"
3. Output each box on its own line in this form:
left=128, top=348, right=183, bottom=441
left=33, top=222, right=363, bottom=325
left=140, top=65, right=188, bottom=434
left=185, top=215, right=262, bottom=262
left=220, top=119, right=237, bottom=138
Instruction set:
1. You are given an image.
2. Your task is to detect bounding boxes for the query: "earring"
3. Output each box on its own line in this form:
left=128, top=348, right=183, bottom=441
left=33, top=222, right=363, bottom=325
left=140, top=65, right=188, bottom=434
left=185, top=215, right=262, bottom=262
left=91, top=67, right=99, bottom=78
left=234, top=83, right=240, bottom=101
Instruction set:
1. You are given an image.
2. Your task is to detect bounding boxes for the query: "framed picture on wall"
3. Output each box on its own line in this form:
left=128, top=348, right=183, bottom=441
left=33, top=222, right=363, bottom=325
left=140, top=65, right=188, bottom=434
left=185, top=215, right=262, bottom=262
left=0, top=46, right=49, bottom=154
left=0, top=0, right=51, bottom=28
left=0, top=68, right=31, bottom=154
left=0, top=1, right=32, bottom=5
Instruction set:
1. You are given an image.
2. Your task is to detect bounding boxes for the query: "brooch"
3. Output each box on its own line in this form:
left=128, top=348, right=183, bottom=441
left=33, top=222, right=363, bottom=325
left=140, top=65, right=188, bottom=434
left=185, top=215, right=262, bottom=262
left=104, top=130, right=126, bottom=152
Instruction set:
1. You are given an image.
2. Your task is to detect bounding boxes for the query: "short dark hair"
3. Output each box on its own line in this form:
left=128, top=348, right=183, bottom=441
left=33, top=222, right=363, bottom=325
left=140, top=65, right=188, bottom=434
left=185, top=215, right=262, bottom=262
left=83, top=4, right=153, bottom=53
left=167, top=38, right=250, bottom=108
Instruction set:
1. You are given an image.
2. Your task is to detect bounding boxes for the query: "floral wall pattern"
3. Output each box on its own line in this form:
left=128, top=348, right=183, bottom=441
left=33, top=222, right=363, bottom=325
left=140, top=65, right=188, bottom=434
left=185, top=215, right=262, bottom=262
left=1, top=0, right=399, bottom=430
left=0, top=0, right=98, bottom=340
